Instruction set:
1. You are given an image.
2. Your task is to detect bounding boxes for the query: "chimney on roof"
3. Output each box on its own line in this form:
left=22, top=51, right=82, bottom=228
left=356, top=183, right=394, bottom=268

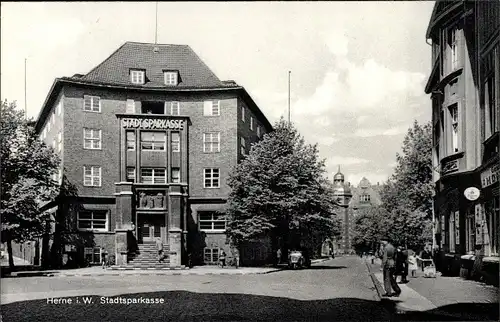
left=377, top=182, right=379, bottom=186
left=153, top=46, right=159, bottom=53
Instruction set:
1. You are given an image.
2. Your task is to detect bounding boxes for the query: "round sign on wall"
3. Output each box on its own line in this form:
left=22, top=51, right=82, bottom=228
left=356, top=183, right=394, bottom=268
left=464, top=187, right=480, bottom=201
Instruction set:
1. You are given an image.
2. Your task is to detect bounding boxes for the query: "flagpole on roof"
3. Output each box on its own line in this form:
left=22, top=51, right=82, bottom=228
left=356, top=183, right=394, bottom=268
left=24, top=58, right=27, bottom=120
left=155, top=2, right=158, bottom=44
left=288, top=71, right=291, bottom=124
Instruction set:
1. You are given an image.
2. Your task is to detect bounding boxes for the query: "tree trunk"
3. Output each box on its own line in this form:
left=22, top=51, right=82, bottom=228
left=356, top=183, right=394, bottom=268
left=7, top=237, right=15, bottom=271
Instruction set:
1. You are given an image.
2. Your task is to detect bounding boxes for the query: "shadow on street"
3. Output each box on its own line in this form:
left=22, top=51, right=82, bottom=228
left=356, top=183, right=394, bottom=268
left=2, top=289, right=498, bottom=322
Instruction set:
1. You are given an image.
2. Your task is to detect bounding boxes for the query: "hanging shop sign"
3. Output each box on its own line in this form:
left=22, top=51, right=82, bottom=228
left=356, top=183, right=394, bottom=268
left=481, top=163, right=499, bottom=188
left=464, top=187, right=480, bottom=201
left=122, top=118, right=185, bottom=130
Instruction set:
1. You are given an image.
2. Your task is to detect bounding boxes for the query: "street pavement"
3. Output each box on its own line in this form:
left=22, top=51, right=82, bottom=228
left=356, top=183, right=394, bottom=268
left=367, top=258, right=499, bottom=321
left=1, top=256, right=392, bottom=322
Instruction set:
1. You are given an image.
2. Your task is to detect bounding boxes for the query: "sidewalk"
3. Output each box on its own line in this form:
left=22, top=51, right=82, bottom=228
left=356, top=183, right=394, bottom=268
left=5, top=258, right=329, bottom=278
left=366, top=258, right=499, bottom=321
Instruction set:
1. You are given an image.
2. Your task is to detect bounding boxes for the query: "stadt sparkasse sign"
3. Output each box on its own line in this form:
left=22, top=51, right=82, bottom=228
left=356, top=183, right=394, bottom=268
left=121, top=118, right=185, bottom=130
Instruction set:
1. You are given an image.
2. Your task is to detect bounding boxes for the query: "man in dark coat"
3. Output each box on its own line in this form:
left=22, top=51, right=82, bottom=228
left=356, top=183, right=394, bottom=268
left=380, top=237, right=401, bottom=297
left=395, top=246, right=409, bottom=283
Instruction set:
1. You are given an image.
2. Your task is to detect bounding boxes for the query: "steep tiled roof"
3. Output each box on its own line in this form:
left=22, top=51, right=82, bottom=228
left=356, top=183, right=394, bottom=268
left=81, top=42, right=232, bottom=89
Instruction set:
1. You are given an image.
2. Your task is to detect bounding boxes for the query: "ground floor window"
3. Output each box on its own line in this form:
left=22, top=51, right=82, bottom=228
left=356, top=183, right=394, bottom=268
left=204, top=248, right=219, bottom=264
left=84, top=247, right=101, bottom=264
left=466, top=206, right=476, bottom=253
left=199, top=211, right=226, bottom=231
left=485, top=197, right=500, bottom=256
left=449, top=212, right=456, bottom=253
left=77, top=210, right=108, bottom=231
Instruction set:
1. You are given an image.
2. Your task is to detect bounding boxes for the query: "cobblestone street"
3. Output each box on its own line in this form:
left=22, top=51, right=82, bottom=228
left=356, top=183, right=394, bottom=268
left=1, top=256, right=391, bottom=322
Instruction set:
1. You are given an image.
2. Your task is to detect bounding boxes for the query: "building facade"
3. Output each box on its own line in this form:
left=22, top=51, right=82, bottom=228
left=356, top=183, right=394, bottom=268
left=425, top=1, right=499, bottom=284
left=34, top=42, right=272, bottom=268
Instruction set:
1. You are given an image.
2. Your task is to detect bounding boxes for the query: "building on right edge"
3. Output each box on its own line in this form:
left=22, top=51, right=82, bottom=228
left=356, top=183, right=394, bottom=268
left=425, top=0, right=499, bottom=285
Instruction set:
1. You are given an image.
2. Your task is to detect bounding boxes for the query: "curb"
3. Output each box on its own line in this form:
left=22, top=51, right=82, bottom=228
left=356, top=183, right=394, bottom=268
left=364, top=260, right=383, bottom=301
left=44, top=268, right=282, bottom=277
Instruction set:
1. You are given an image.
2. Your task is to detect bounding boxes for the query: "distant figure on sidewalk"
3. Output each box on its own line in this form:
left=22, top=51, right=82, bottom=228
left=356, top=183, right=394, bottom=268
left=276, top=248, right=282, bottom=266
left=395, top=246, right=409, bottom=283
left=219, top=250, right=226, bottom=268
left=418, top=245, right=433, bottom=272
left=156, top=237, right=164, bottom=263
left=380, top=237, right=401, bottom=297
left=408, top=252, right=418, bottom=277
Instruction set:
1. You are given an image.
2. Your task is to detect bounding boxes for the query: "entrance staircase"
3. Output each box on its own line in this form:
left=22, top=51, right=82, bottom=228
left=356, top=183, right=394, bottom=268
left=110, top=243, right=171, bottom=270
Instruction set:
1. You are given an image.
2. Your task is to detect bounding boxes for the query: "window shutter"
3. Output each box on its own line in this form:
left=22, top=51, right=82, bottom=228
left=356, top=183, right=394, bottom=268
left=126, top=99, right=135, bottom=114
left=203, top=101, right=212, bottom=116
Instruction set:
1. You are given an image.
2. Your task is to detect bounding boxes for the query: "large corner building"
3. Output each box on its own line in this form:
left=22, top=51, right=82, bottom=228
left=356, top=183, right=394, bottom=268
left=35, top=42, right=272, bottom=268
left=425, top=1, right=499, bottom=283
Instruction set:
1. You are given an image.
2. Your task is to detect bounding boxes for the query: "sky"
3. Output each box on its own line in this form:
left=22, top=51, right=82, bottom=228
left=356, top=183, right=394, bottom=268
left=1, top=2, right=435, bottom=186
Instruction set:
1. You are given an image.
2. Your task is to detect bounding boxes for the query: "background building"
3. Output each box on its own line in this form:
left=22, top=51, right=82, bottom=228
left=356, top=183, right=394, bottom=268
left=425, top=0, right=499, bottom=284
left=331, top=169, right=384, bottom=255
left=32, top=42, right=272, bottom=268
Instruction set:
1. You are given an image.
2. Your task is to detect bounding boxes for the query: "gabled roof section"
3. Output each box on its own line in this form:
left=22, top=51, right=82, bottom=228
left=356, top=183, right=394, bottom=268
left=426, top=0, right=465, bottom=39
left=81, top=42, right=229, bottom=88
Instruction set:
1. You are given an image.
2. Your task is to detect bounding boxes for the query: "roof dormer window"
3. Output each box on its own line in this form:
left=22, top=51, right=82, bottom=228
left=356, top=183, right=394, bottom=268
left=164, top=71, right=178, bottom=86
left=130, top=69, right=145, bottom=85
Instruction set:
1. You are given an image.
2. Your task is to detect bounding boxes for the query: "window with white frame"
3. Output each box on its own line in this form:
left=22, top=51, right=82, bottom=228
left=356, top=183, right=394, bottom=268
left=57, top=131, right=63, bottom=152
left=171, top=132, right=180, bottom=152
left=203, top=132, right=220, bottom=153
left=204, top=248, right=219, bottom=264
left=43, top=127, right=47, bottom=140
left=240, top=137, right=246, bottom=155
left=204, top=168, right=220, bottom=188
left=130, top=70, right=145, bottom=85
left=83, top=166, right=102, bottom=187
left=83, top=95, right=100, bottom=112
left=171, top=168, right=180, bottom=183
left=466, top=208, right=475, bottom=253
left=360, top=194, right=371, bottom=202
left=51, top=111, right=55, bottom=125
left=448, top=104, right=459, bottom=153
left=126, top=167, right=135, bottom=183
left=241, top=106, right=245, bottom=122
left=484, top=76, right=498, bottom=138
left=126, top=131, right=135, bottom=151
left=141, top=168, right=166, bottom=184
left=78, top=210, right=108, bottom=231
left=141, top=132, right=166, bottom=151
left=84, top=247, right=102, bottom=264
left=83, top=128, right=101, bottom=149
left=52, top=139, right=56, bottom=150
left=448, top=27, right=458, bottom=71
left=203, top=101, right=220, bottom=116
left=57, top=101, right=62, bottom=116
left=126, top=99, right=135, bottom=114
left=485, top=198, right=499, bottom=256
left=257, top=126, right=261, bottom=137
left=250, top=117, right=254, bottom=131
left=199, top=211, right=226, bottom=231
left=168, top=101, right=180, bottom=116
left=164, top=71, right=178, bottom=85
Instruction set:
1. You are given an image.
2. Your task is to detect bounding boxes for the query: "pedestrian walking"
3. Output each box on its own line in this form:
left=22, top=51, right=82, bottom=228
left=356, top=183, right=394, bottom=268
left=156, top=237, right=164, bottom=263
left=408, top=252, right=418, bottom=277
left=380, top=237, right=401, bottom=297
left=219, top=250, right=226, bottom=268
left=395, top=246, right=409, bottom=283
left=276, top=248, right=282, bottom=266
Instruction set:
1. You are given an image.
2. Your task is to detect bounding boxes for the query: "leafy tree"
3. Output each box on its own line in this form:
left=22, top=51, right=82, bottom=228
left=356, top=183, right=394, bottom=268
left=0, top=100, right=60, bottom=270
left=381, top=120, right=434, bottom=250
left=226, top=118, right=341, bottom=258
left=352, top=206, right=391, bottom=253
